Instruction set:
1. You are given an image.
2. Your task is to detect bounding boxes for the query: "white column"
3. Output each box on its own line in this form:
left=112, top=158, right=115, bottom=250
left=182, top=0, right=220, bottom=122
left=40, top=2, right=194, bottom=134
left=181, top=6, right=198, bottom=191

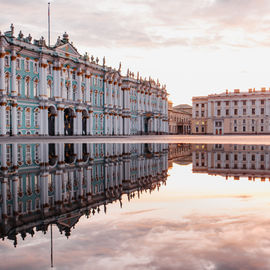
left=12, top=176, right=18, bottom=214
left=39, top=60, right=48, bottom=100
left=89, top=111, right=93, bottom=135
left=0, top=101, right=7, bottom=135
left=108, top=80, right=112, bottom=107
left=11, top=51, right=17, bottom=97
left=1, top=178, right=7, bottom=218
left=76, top=69, right=82, bottom=102
left=11, top=103, right=17, bottom=135
left=44, top=106, right=48, bottom=135
left=85, top=73, right=90, bottom=103
left=104, top=113, right=108, bottom=135
left=53, top=65, right=61, bottom=101
left=0, top=47, right=5, bottom=96
left=76, top=109, right=82, bottom=135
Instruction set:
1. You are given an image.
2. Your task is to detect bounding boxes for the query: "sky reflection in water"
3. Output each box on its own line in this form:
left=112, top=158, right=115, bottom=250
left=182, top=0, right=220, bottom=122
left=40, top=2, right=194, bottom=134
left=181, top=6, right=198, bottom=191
left=1, top=143, right=270, bottom=270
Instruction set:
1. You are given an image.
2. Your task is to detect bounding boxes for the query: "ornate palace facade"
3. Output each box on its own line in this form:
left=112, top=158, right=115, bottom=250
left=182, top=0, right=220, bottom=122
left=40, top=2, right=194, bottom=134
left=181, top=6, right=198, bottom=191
left=0, top=25, right=168, bottom=136
left=0, top=142, right=169, bottom=245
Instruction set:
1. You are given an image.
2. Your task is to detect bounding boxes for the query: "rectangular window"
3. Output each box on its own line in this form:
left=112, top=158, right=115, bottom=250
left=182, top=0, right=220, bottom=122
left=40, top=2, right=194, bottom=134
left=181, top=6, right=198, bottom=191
left=243, top=100, right=246, bottom=105
left=34, top=111, right=39, bottom=127
left=252, top=108, right=255, bottom=115
left=217, top=110, right=220, bottom=116
left=234, top=109, right=238, bottom=115
left=26, top=145, right=31, bottom=161
left=25, top=108, right=31, bottom=127
left=243, top=108, right=246, bottom=115
left=6, top=109, right=10, bottom=127
left=226, top=109, right=229, bottom=116
left=17, top=110, right=22, bottom=127
left=261, top=108, right=264, bottom=114
left=261, top=100, right=264, bottom=105
left=252, top=100, right=255, bottom=105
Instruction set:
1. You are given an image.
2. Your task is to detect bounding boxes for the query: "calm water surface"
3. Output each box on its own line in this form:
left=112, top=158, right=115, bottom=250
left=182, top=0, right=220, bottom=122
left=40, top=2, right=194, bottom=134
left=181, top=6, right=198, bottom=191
left=0, top=142, right=270, bottom=270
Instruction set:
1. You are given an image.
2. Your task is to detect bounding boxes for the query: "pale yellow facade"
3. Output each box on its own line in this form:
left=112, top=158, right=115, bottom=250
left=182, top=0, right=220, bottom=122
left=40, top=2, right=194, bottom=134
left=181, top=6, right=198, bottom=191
left=168, top=101, right=191, bottom=134
left=192, top=89, right=270, bottom=135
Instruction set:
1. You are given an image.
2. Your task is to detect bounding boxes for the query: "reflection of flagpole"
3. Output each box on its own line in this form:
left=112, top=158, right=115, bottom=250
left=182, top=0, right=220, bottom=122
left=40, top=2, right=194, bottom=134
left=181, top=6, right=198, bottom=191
left=48, top=2, right=51, bottom=47
left=51, top=224, right=53, bottom=268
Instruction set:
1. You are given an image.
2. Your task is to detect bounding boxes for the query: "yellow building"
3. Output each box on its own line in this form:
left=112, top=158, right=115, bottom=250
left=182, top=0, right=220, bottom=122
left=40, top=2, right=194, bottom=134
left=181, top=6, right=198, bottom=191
left=192, top=88, right=270, bottom=134
left=168, top=101, right=191, bottom=134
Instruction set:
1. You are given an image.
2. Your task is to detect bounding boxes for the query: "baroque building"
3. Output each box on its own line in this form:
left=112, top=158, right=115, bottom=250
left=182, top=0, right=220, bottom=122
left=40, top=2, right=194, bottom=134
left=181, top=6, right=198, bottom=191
left=0, top=25, right=169, bottom=136
left=0, top=142, right=169, bottom=245
left=192, top=88, right=270, bottom=135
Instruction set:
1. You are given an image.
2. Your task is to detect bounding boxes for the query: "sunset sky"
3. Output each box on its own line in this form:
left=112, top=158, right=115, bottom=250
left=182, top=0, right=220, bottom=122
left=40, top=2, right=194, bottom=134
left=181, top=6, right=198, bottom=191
left=2, top=0, right=270, bottom=104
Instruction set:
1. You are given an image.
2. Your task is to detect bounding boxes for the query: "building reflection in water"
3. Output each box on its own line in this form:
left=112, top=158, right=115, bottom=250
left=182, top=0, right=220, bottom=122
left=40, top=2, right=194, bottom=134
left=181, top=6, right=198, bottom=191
left=192, top=144, right=270, bottom=180
left=0, top=143, right=169, bottom=247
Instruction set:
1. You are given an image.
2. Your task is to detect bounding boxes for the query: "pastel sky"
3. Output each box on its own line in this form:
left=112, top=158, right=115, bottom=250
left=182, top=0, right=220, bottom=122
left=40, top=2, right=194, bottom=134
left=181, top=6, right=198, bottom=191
left=2, top=0, right=270, bottom=104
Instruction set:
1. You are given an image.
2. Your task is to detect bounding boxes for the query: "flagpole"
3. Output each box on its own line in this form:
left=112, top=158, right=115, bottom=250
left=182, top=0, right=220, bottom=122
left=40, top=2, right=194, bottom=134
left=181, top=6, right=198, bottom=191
left=48, top=2, right=51, bottom=47
left=51, top=224, right=53, bottom=268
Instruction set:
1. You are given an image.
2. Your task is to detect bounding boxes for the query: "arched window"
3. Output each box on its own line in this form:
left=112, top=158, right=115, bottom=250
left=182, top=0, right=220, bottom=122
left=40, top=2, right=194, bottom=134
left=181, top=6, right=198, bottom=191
left=5, top=73, right=10, bottom=93
left=25, top=77, right=30, bottom=97
left=100, top=92, right=103, bottom=106
left=73, top=84, right=76, bottom=101
left=66, top=81, right=70, bottom=99
left=17, top=107, right=22, bottom=127
left=4, top=56, right=9, bottom=67
left=47, top=80, right=52, bottom=98
left=33, top=78, right=38, bottom=97
left=90, top=90, right=92, bottom=103
left=25, top=107, right=31, bottom=127
left=16, top=75, right=21, bottom=95
left=34, top=61, right=38, bottom=73
left=25, top=59, right=30, bottom=71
